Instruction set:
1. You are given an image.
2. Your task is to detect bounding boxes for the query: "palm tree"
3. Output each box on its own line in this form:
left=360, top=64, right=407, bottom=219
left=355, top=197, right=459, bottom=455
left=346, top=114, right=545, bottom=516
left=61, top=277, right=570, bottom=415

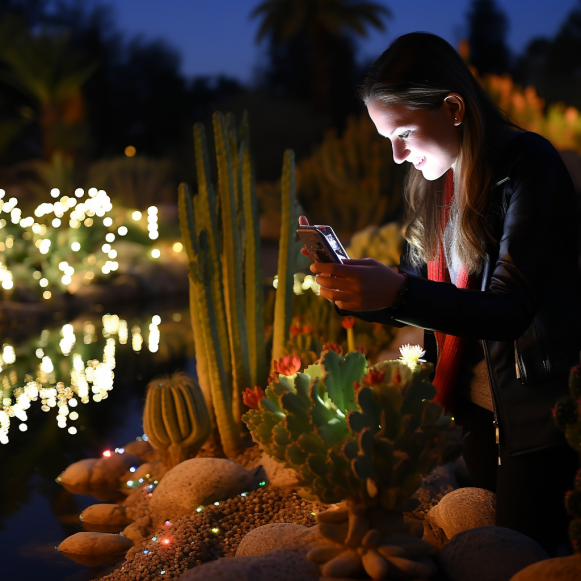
left=252, top=0, right=391, bottom=122
left=0, top=16, right=96, bottom=160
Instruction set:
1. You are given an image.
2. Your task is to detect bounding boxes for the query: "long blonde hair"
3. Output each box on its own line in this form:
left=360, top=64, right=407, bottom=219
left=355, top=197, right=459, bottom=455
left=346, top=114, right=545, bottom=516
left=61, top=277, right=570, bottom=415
left=360, top=32, right=518, bottom=274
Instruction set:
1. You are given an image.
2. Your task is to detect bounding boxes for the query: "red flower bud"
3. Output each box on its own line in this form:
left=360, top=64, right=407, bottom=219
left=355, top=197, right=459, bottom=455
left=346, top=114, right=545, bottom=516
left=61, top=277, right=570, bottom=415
left=289, top=324, right=302, bottom=335
left=273, top=355, right=302, bottom=376
left=357, top=344, right=366, bottom=355
left=302, top=325, right=312, bottom=334
left=322, top=342, right=342, bottom=355
left=342, top=316, right=355, bottom=329
left=243, top=386, right=265, bottom=409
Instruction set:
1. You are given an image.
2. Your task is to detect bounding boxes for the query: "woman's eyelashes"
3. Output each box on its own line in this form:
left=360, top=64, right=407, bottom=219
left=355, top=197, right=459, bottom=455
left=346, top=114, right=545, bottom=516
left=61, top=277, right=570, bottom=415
left=398, top=130, right=412, bottom=140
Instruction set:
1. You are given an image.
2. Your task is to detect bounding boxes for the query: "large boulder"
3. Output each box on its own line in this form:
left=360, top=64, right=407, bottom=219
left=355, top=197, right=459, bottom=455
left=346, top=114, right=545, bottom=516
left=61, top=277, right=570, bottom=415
left=149, top=458, right=255, bottom=526
left=178, top=549, right=319, bottom=581
left=509, top=554, right=581, bottom=581
left=57, top=531, right=133, bottom=567
left=438, top=526, right=548, bottom=581
left=58, top=458, right=99, bottom=496
left=90, top=452, right=142, bottom=492
left=259, top=453, right=300, bottom=491
left=425, top=487, right=496, bottom=544
left=236, top=523, right=310, bottom=557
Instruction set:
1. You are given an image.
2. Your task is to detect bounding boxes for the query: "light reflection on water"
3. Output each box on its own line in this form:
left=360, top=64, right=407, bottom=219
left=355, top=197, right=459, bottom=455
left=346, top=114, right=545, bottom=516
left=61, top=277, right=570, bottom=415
left=0, top=302, right=193, bottom=581
left=0, top=308, right=191, bottom=443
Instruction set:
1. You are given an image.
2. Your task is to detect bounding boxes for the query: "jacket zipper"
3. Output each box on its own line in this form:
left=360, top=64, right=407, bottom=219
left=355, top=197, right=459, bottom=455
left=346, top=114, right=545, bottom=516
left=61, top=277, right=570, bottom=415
left=514, top=341, right=522, bottom=380
left=482, top=340, right=502, bottom=466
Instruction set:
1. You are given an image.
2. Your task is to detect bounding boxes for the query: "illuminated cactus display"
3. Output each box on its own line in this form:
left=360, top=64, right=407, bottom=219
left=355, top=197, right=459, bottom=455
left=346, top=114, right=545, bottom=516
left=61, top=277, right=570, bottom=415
left=178, top=112, right=300, bottom=457
left=243, top=349, right=463, bottom=506
left=143, top=372, right=211, bottom=469
left=553, top=363, right=581, bottom=553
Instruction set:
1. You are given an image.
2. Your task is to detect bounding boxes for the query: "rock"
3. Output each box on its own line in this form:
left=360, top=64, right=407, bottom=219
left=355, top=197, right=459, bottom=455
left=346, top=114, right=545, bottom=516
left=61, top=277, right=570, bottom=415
left=119, top=462, right=154, bottom=489
left=509, top=554, right=581, bottom=581
left=80, top=504, right=133, bottom=528
left=58, top=458, right=99, bottom=495
left=90, top=453, right=142, bottom=496
left=178, top=549, right=319, bottom=581
left=57, top=531, right=133, bottom=567
left=123, top=440, right=157, bottom=463
left=149, top=458, right=255, bottom=526
left=123, top=517, right=151, bottom=545
left=236, top=523, right=310, bottom=557
left=426, top=487, right=496, bottom=540
left=259, top=452, right=300, bottom=491
left=438, top=526, right=548, bottom=581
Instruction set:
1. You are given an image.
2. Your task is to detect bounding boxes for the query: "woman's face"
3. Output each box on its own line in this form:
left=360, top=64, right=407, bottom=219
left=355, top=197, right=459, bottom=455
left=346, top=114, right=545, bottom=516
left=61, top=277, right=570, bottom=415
left=367, top=98, right=462, bottom=181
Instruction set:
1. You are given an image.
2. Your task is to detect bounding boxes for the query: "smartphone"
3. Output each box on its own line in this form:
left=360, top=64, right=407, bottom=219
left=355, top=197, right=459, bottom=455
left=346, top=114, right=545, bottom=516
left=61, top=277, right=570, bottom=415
left=296, top=225, right=350, bottom=264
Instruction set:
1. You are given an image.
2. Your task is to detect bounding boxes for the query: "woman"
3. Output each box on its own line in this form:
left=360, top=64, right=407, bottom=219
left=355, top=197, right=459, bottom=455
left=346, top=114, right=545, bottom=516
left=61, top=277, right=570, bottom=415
left=300, top=32, right=581, bottom=555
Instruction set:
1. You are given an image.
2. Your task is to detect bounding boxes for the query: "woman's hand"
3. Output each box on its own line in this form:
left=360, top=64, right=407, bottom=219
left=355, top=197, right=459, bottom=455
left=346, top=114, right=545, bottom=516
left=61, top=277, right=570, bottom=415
left=298, top=215, right=405, bottom=311
left=311, top=258, right=406, bottom=312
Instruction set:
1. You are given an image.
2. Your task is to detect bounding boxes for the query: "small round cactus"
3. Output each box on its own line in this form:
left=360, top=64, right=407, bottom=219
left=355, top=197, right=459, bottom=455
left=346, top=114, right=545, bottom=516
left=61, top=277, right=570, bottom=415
left=143, top=372, right=211, bottom=468
left=553, top=396, right=579, bottom=430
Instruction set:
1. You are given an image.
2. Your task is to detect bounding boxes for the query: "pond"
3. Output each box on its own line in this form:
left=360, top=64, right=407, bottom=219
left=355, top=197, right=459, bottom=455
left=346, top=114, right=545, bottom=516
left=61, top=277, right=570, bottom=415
left=0, top=298, right=194, bottom=581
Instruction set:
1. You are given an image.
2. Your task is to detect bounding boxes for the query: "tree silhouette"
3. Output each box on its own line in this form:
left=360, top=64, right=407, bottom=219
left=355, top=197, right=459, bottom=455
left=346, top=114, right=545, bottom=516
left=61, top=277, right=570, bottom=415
left=513, top=1, right=581, bottom=111
left=251, top=0, right=391, bottom=124
left=466, top=0, right=511, bottom=75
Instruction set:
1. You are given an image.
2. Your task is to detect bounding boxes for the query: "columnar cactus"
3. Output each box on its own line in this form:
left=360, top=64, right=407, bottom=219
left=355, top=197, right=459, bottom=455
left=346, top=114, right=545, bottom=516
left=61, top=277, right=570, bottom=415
left=271, top=149, right=300, bottom=365
left=553, top=362, right=581, bottom=553
left=178, top=112, right=299, bottom=457
left=143, top=372, right=211, bottom=469
left=243, top=349, right=463, bottom=506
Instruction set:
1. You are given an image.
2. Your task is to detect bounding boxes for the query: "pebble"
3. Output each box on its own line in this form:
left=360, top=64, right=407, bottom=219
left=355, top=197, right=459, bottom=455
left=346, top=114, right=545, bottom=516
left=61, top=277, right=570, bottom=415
left=99, top=485, right=328, bottom=581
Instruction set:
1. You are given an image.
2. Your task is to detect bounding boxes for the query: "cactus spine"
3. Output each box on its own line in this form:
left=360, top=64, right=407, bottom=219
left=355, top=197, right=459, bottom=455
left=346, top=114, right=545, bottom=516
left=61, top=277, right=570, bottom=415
left=272, top=149, right=298, bottom=364
left=143, top=372, right=211, bottom=468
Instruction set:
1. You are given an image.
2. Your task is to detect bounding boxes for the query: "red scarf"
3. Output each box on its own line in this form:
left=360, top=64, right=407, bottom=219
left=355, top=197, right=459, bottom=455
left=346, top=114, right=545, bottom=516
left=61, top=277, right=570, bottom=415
left=427, top=170, right=476, bottom=410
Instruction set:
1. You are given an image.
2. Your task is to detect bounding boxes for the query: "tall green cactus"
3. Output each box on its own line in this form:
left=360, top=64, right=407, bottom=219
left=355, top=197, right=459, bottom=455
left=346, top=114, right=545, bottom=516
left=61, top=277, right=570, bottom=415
left=143, top=372, right=212, bottom=469
left=272, top=150, right=299, bottom=364
left=178, top=111, right=298, bottom=458
left=213, top=112, right=251, bottom=425
left=178, top=183, right=241, bottom=458
left=238, top=113, right=267, bottom=390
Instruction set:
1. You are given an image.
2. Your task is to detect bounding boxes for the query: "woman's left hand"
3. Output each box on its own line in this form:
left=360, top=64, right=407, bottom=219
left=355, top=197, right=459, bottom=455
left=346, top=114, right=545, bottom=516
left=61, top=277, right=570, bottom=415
left=311, top=258, right=406, bottom=311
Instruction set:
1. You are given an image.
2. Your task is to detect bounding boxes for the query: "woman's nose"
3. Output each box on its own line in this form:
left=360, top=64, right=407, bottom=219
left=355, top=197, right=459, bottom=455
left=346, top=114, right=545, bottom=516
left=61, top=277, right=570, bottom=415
left=392, top=143, right=410, bottom=164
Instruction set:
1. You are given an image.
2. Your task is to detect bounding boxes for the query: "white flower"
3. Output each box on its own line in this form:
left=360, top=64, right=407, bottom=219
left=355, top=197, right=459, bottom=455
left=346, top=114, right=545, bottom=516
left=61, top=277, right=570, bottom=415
left=398, top=344, right=426, bottom=369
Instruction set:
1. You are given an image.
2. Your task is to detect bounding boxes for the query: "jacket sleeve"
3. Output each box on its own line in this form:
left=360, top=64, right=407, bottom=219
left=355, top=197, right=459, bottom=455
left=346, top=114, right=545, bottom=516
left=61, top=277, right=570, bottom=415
left=335, top=239, right=424, bottom=328
left=340, top=144, right=574, bottom=341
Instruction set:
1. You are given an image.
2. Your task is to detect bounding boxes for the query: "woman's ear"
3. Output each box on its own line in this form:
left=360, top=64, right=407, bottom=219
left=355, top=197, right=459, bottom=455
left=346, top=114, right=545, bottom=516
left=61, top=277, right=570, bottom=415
left=444, top=93, right=465, bottom=126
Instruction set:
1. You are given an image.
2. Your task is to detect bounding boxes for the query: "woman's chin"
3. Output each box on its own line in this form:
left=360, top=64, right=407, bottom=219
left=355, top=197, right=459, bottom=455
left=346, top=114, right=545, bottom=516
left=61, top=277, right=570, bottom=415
left=420, top=165, right=449, bottom=181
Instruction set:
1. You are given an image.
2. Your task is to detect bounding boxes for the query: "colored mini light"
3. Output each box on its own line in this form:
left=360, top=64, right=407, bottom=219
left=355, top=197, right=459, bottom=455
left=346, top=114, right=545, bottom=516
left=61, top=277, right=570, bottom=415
left=103, top=450, right=111, bottom=457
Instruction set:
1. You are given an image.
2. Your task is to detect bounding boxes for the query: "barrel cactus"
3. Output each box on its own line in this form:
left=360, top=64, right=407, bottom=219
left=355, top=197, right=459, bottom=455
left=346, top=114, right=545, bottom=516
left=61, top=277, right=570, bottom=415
left=143, top=372, right=211, bottom=469
left=553, top=362, right=581, bottom=553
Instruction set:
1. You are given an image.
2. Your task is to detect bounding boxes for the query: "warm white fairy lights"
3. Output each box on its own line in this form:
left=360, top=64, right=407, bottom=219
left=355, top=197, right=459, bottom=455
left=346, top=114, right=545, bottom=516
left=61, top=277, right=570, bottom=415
left=147, top=206, right=159, bottom=240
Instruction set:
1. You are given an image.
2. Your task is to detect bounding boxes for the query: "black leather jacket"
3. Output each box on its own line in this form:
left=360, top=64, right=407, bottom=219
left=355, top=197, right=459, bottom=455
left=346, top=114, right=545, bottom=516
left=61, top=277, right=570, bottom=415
left=343, top=131, right=581, bottom=456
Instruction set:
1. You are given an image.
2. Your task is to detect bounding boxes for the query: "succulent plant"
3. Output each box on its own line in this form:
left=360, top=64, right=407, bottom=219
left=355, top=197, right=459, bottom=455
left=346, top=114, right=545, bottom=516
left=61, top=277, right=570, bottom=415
left=143, top=372, right=211, bottom=468
left=553, top=362, right=581, bottom=553
left=308, top=501, right=437, bottom=580
left=243, top=348, right=463, bottom=507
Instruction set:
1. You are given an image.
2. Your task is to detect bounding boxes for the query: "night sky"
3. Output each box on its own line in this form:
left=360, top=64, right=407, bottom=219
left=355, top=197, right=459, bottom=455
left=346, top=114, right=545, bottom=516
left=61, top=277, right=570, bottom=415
left=108, top=0, right=581, bottom=82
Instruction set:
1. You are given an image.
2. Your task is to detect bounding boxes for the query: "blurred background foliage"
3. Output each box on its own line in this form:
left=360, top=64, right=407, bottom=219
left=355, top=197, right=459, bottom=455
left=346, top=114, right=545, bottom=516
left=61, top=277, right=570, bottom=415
left=0, top=0, right=579, bottom=242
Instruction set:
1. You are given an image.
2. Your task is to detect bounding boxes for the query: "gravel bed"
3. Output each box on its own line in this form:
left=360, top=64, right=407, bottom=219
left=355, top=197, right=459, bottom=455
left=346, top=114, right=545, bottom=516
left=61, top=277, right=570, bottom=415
left=100, top=486, right=328, bottom=581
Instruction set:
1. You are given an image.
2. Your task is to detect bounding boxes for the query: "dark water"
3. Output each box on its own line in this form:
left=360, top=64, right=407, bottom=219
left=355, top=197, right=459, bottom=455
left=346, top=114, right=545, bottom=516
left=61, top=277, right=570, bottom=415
left=0, top=299, right=194, bottom=581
